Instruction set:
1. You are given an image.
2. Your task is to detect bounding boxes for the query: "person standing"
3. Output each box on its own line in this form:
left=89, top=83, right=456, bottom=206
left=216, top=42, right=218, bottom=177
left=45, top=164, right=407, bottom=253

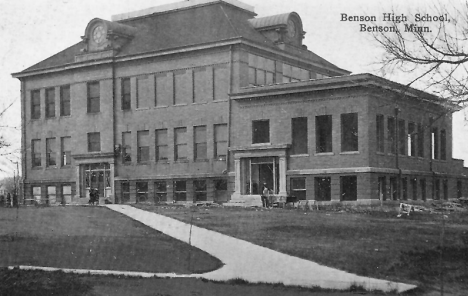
left=261, top=183, right=270, bottom=208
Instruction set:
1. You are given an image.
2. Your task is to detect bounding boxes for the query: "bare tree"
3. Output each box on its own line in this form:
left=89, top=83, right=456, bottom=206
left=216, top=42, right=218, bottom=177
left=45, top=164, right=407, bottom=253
left=373, top=1, right=468, bottom=107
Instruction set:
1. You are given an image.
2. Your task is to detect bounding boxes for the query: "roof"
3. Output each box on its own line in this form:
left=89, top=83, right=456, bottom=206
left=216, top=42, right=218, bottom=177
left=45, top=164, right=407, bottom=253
left=18, top=2, right=347, bottom=75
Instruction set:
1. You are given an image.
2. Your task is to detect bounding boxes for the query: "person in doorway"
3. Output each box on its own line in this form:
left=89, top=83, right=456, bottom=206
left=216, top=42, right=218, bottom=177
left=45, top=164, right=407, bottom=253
left=261, top=183, right=270, bottom=208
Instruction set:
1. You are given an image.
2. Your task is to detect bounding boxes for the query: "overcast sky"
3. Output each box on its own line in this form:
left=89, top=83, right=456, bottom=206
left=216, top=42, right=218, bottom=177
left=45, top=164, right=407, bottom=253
left=0, top=0, right=466, bottom=179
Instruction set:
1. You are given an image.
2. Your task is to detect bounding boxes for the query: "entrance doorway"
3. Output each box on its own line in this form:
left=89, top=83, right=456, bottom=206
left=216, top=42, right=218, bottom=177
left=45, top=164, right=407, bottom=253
left=83, top=163, right=111, bottom=198
left=243, top=157, right=279, bottom=195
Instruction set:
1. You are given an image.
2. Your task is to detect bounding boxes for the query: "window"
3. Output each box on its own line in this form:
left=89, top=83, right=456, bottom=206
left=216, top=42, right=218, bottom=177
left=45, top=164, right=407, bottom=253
left=398, top=119, right=406, bottom=155
left=194, top=180, right=207, bottom=201
left=87, top=82, right=100, bottom=113
left=282, top=63, right=310, bottom=83
left=194, top=126, right=207, bottom=160
left=214, top=179, right=228, bottom=191
left=291, top=117, right=308, bottom=155
left=61, top=137, right=71, bottom=166
left=137, top=131, right=149, bottom=163
left=174, top=181, right=187, bottom=201
left=248, top=54, right=276, bottom=86
left=341, top=113, right=358, bottom=152
left=121, top=182, right=130, bottom=203
left=193, top=67, right=210, bottom=103
left=32, top=186, right=41, bottom=204
left=420, top=179, right=426, bottom=200
left=155, top=129, right=168, bottom=161
left=47, top=186, right=56, bottom=204
left=214, top=124, right=228, bottom=160
left=387, top=117, right=396, bottom=154
left=376, top=114, right=384, bottom=153
left=402, top=177, right=408, bottom=200
left=155, top=72, right=171, bottom=107
left=316, top=115, right=332, bottom=153
left=136, top=182, right=148, bottom=202
left=378, top=177, right=386, bottom=200
left=32, top=139, right=41, bottom=167
left=440, top=129, right=446, bottom=160
left=45, top=88, right=55, bottom=118
left=389, top=177, right=397, bottom=200
left=213, top=65, right=229, bottom=101
left=87, top=132, right=100, bottom=152
left=457, top=180, right=462, bottom=198
left=154, top=181, right=167, bottom=202
left=137, top=76, right=149, bottom=109
left=174, top=70, right=190, bottom=105
left=174, top=127, right=187, bottom=160
left=46, top=138, right=56, bottom=167
left=60, top=86, right=71, bottom=116
left=31, top=90, right=41, bottom=119
left=315, top=177, right=331, bottom=201
left=122, top=132, right=132, bottom=163
left=340, top=176, right=357, bottom=201
left=443, top=179, right=448, bottom=200
left=121, top=78, right=131, bottom=110
left=62, top=185, right=72, bottom=204
left=434, top=179, right=441, bottom=200
left=408, top=122, right=416, bottom=156
left=431, top=127, right=439, bottom=159
left=418, top=123, right=424, bottom=157
left=291, top=178, right=306, bottom=200
left=411, top=178, right=417, bottom=200
left=252, top=120, right=270, bottom=144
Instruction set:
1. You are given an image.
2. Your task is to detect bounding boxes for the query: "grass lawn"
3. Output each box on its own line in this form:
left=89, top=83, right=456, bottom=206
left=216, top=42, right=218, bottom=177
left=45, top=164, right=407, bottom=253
left=0, top=206, right=221, bottom=274
left=134, top=203, right=468, bottom=295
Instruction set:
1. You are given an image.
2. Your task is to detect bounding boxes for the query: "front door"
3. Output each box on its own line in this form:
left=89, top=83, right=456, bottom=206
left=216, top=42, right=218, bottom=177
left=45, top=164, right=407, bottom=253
left=84, top=163, right=110, bottom=198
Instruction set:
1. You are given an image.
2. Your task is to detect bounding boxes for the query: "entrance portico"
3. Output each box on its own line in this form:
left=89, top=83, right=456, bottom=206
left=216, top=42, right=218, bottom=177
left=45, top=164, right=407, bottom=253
left=230, top=144, right=289, bottom=201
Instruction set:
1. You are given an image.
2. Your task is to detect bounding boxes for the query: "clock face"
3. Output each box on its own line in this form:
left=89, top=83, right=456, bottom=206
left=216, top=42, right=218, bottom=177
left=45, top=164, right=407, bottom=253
left=287, top=20, right=296, bottom=38
left=93, top=25, right=106, bottom=44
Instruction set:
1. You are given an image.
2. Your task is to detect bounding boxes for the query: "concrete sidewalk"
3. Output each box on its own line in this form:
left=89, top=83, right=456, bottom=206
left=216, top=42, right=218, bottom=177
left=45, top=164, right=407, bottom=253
left=105, top=205, right=417, bottom=293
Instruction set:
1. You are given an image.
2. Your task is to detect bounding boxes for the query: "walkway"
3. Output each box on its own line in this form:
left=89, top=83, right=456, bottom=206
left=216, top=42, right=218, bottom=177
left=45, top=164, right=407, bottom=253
left=104, top=205, right=416, bottom=293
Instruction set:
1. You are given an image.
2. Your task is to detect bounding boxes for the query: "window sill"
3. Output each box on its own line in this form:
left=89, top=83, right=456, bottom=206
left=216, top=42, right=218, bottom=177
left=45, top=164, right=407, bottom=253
left=154, top=106, right=168, bottom=109
left=46, top=166, right=58, bottom=170
left=340, top=151, right=360, bottom=155
left=192, top=102, right=208, bottom=105
left=213, top=99, right=228, bottom=103
left=175, top=159, right=189, bottom=163
left=314, top=152, right=334, bottom=156
left=60, top=115, right=71, bottom=118
left=252, top=143, right=271, bottom=146
left=173, top=104, right=188, bottom=107
left=290, top=154, right=309, bottom=158
left=31, top=167, right=43, bottom=170
left=136, top=108, right=150, bottom=111
left=156, top=160, right=169, bottom=164
left=195, top=159, right=209, bottom=162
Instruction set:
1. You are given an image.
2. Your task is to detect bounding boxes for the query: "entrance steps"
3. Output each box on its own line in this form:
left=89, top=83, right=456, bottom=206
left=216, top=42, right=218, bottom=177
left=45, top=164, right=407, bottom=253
left=224, top=195, right=263, bottom=207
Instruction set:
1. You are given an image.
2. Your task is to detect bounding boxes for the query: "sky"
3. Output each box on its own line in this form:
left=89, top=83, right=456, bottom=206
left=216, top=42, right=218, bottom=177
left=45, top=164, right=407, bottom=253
left=0, top=0, right=467, bottom=179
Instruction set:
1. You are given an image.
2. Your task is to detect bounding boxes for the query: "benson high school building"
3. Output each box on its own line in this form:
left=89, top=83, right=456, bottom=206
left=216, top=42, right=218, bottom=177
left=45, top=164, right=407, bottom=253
left=13, top=0, right=468, bottom=205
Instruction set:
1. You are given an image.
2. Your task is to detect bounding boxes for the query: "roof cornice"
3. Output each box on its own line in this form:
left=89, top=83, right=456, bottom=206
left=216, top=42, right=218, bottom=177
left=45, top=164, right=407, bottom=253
left=12, top=36, right=348, bottom=78
left=231, top=73, right=462, bottom=111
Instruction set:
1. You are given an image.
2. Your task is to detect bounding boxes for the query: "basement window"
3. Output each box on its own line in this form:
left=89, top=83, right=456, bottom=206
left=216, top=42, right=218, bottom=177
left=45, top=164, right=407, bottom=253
left=291, top=178, right=306, bottom=200
left=315, top=177, right=331, bottom=201
left=154, top=181, right=167, bottom=202
left=174, top=181, right=187, bottom=201
left=136, top=182, right=148, bottom=202
left=340, top=176, right=357, bottom=201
